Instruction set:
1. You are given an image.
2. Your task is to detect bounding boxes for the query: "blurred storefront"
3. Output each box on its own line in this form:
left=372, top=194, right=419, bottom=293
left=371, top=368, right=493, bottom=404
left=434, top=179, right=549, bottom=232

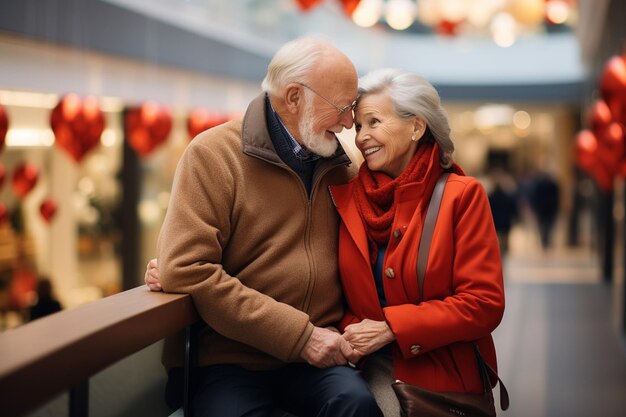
left=0, top=0, right=624, bottom=333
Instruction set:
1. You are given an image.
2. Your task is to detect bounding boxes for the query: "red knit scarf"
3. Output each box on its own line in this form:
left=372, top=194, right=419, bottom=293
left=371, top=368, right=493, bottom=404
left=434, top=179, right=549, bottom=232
left=353, top=141, right=462, bottom=265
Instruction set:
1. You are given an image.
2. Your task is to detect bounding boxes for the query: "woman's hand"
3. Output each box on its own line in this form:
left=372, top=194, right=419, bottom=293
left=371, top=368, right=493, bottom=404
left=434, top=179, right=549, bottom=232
left=343, top=319, right=395, bottom=356
left=144, top=258, right=162, bottom=291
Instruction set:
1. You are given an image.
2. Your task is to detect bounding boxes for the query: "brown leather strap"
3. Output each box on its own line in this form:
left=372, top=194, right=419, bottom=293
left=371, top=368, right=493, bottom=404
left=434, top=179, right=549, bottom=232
left=416, top=172, right=509, bottom=411
left=417, top=173, right=449, bottom=303
left=475, top=345, right=510, bottom=410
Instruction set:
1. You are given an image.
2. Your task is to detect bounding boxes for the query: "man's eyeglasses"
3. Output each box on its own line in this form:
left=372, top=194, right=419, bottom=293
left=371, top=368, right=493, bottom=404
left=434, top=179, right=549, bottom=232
left=296, top=82, right=358, bottom=115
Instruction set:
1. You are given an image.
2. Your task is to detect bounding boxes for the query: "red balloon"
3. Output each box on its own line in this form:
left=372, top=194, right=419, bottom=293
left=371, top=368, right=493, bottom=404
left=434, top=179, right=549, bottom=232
left=295, top=0, right=323, bottom=11
left=12, top=163, right=39, bottom=199
left=0, top=202, right=7, bottom=225
left=592, top=163, right=614, bottom=192
left=187, top=108, right=228, bottom=140
left=600, top=55, right=626, bottom=101
left=0, top=103, right=8, bottom=154
left=590, top=99, right=612, bottom=130
left=125, top=102, right=172, bottom=157
left=618, top=160, right=626, bottom=179
left=339, top=0, right=361, bottom=16
left=606, top=96, right=626, bottom=126
left=575, top=129, right=598, bottom=171
left=51, top=94, right=105, bottom=163
left=575, top=128, right=620, bottom=192
left=436, top=20, right=459, bottom=36
left=39, top=198, right=58, bottom=223
left=0, top=163, right=5, bottom=189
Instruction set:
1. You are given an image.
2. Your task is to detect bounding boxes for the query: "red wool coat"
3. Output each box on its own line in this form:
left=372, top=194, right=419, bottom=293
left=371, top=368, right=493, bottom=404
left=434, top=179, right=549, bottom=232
left=330, top=167, right=505, bottom=393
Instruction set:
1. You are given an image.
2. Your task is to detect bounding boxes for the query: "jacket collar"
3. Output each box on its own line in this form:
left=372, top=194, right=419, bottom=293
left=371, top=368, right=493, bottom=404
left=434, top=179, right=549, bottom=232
left=329, top=143, right=447, bottom=263
left=241, top=93, right=352, bottom=168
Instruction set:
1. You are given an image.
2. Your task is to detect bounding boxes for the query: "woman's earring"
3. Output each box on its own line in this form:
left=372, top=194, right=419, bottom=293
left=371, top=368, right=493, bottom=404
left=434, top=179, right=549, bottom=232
left=411, top=131, right=419, bottom=142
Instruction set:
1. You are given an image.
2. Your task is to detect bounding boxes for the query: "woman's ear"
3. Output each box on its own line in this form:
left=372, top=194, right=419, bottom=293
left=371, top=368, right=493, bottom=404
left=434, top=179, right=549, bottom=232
left=413, top=117, right=427, bottom=139
left=284, top=84, right=302, bottom=114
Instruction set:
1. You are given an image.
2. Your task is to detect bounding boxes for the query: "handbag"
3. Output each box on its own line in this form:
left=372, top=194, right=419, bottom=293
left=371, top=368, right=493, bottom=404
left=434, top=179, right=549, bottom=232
left=391, top=173, right=510, bottom=417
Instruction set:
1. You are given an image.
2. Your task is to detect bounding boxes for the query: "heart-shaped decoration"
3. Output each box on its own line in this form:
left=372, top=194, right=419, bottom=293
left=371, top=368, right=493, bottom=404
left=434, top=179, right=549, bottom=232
left=51, top=94, right=105, bottom=163
left=125, top=102, right=172, bottom=157
left=39, top=198, right=58, bottom=223
left=187, top=108, right=229, bottom=140
left=600, top=55, right=626, bottom=102
left=12, top=162, right=39, bottom=199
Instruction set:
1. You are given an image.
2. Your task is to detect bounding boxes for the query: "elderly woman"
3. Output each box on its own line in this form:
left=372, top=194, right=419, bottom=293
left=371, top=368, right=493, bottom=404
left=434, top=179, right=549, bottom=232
left=146, top=68, right=505, bottom=416
left=330, top=68, right=505, bottom=415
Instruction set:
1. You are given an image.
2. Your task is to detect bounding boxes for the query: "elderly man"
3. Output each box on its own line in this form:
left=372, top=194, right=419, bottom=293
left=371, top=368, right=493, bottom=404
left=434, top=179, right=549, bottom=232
left=153, top=37, right=382, bottom=417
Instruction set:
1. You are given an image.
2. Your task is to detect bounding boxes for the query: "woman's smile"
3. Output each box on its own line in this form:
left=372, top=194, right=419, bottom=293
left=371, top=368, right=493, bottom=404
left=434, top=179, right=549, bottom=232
left=364, top=146, right=382, bottom=156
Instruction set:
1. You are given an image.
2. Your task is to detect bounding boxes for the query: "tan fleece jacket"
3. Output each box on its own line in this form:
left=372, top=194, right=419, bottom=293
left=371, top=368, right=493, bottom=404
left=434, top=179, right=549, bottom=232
left=158, top=93, right=356, bottom=370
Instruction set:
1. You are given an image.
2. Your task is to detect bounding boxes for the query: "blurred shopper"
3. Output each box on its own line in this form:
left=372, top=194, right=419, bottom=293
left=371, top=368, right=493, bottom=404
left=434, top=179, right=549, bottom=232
left=528, top=170, right=560, bottom=249
left=28, top=277, right=62, bottom=321
left=488, top=171, right=519, bottom=256
left=154, top=37, right=381, bottom=417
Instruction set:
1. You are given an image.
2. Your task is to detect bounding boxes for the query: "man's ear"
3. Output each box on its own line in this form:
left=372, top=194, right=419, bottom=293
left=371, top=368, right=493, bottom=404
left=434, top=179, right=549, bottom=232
left=284, top=84, right=302, bottom=114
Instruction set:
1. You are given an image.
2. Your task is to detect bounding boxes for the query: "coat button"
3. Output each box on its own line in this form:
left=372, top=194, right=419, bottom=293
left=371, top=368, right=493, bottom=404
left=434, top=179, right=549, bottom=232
left=385, top=267, right=395, bottom=279
left=410, top=344, right=421, bottom=355
left=393, top=229, right=402, bottom=239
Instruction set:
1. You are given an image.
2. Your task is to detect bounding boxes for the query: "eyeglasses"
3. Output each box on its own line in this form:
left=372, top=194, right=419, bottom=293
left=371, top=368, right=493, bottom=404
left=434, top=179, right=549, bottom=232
left=296, top=82, right=359, bottom=115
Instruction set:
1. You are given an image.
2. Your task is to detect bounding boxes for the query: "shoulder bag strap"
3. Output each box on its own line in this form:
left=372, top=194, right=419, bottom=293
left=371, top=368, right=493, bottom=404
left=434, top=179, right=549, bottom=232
left=416, top=172, right=510, bottom=411
left=416, top=173, right=449, bottom=303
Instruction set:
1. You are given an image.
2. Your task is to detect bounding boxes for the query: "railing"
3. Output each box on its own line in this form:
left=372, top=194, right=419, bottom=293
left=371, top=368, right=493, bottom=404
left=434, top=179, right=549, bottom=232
left=0, top=286, right=199, bottom=417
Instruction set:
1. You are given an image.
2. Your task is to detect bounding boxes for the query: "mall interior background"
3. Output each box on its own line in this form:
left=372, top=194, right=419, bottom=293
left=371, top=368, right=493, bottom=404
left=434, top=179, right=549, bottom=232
left=0, top=0, right=626, bottom=416
left=0, top=1, right=625, bottom=415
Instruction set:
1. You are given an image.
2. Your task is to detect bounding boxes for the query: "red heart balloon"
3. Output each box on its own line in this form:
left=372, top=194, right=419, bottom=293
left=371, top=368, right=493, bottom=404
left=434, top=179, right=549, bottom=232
left=295, top=0, right=323, bottom=11
left=600, top=55, right=626, bottom=102
left=51, top=94, right=105, bottom=163
left=39, top=198, right=58, bottom=223
left=575, top=129, right=598, bottom=172
left=339, top=0, right=361, bottom=16
left=619, top=160, right=626, bottom=179
left=125, top=102, right=172, bottom=157
left=12, top=163, right=39, bottom=199
left=590, top=99, right=612, bottom=130
left=0, top=103, right=8, bottom=154
left=592, top=162, right=615, bottom=192
left=598, top=125, right=623, bottom=176
left=187, top=108, right=228, bottom=140
left=436, top=20, right=459, bottom=37
left=606, top=96, right=626, bottom=126
left=0, top=202, right=7, bottom=225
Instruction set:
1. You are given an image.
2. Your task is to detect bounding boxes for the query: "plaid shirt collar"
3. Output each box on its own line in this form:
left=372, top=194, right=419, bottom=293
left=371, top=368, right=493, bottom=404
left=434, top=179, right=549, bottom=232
left=268, top=99, right=321, bottom=163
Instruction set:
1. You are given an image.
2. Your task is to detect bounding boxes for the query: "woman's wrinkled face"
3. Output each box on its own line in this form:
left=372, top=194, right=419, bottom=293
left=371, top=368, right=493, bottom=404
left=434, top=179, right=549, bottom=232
left=354, top=93, right=421, bottom=178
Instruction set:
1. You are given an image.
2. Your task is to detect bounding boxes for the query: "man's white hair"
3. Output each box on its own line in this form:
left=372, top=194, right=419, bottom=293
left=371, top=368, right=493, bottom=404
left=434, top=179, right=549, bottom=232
left=262, top=36, right=337, bottom=95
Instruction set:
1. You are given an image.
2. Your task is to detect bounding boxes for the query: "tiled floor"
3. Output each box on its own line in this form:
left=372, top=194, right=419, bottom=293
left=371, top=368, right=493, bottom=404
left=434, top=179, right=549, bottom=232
left=491, top=223, right=626, bottom=417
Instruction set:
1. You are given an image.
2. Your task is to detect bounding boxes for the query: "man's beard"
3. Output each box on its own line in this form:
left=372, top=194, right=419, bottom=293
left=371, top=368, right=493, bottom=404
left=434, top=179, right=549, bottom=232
left=298, top=94, right=339, bottom=158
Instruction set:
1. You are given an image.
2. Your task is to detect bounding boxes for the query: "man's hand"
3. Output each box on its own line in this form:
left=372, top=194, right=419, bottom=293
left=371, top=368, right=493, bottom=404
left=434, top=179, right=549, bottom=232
left=343, top=319, right=395, bottom=356
left=300, top=326, right=360, bottom=368
left=144, top=258, right=162, bottom=291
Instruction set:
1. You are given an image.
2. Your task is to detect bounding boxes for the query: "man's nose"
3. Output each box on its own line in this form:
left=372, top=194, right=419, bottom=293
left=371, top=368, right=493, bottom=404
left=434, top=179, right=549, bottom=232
left=341, top=111, right=354, bottom=129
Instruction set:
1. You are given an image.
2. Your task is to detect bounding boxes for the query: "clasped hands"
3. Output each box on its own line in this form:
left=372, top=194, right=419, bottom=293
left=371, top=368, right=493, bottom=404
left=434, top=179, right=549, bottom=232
left=144, top=258, right=394, bottom=368
left=301, top=319, right=395, bottom=368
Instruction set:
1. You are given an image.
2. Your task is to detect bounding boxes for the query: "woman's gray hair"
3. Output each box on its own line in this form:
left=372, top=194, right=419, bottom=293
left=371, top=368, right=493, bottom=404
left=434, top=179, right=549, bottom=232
left=261, top=37, right=335, bottom=96
left=358, top=68, right=455, bottom=168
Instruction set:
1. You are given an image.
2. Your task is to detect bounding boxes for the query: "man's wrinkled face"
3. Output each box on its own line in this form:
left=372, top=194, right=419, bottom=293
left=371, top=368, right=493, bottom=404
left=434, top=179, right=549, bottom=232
left=295, top=76, right=358, bottom=157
